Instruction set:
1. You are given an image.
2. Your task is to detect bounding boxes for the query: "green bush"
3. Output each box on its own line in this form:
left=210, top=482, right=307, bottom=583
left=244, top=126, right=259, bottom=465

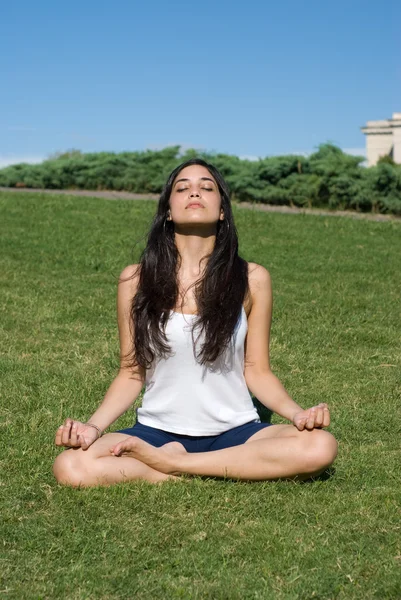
left=1, top=143, right=400, bottom=215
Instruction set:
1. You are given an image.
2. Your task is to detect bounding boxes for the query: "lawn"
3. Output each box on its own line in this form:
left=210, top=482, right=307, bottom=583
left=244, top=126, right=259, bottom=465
left=1, top=191, right=400, bottom=599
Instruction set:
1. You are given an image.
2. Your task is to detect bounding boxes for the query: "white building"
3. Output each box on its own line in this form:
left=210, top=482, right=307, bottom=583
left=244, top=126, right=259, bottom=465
left=361, top=112, right=401, bottom=166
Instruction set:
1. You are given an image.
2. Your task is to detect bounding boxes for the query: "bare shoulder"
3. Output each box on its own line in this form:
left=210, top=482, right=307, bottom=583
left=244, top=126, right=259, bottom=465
left=117, top=264, right=141, bottom=318
left=119, top=263, right=141, bottom=284
left=117, top=264, right=144, bottom=378
left=118, top=263, right=141, bottom=294
left=247, top=262, right=271, bottom=283
left=246, top=262, right=272, bottom=307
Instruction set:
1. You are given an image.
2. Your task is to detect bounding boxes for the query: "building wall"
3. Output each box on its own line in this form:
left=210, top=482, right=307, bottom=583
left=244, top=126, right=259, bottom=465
left=392, top=127, right=401, bottom=164
left=361, top=113, right=401, bottom=166
left=365, top=132, right=393, bottom=167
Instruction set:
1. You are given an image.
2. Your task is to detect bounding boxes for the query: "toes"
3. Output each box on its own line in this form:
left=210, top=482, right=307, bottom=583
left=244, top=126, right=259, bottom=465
left=110, top=443, right=124, bottom=456
left=110, top=436, right=140, bottom=456
left=111, top=443, right=126, bottom=456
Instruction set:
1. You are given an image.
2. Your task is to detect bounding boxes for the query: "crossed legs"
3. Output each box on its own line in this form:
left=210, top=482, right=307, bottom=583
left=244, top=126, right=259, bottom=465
left=53, top=425, right=338, bottom=487
left=110, top=425, right=338, bottom=482
left=53, top=433, right=179, bottom=487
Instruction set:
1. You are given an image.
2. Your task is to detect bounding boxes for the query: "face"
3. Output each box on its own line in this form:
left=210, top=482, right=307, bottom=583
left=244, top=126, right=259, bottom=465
left=168, top=165, right=224, bottom=230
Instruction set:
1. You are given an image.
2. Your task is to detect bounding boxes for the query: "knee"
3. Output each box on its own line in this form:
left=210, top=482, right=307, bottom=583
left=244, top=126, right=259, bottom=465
left=303, top=430, right=338, bottom=473
left=53, top=449, right=88, bottom=487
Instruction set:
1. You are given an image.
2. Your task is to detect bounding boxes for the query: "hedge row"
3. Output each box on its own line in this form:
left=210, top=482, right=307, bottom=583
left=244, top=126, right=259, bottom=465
left=1, top=144, right=401, bottom=215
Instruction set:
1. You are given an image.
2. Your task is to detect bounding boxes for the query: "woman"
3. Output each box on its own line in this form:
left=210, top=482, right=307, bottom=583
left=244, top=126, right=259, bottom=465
left=53, top=158, right=338, bottom=487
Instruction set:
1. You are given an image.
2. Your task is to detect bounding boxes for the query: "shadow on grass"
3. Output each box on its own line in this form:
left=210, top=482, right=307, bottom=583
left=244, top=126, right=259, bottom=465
left=252, top=397, right=337, bottom=483
left=299, top=465, right=336, bottom=484
left=195, top=466, right=337, bottom=485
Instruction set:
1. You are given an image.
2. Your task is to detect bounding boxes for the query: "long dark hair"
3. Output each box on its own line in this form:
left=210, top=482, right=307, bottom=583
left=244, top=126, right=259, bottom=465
left=127, top=158, right=250, bottom=371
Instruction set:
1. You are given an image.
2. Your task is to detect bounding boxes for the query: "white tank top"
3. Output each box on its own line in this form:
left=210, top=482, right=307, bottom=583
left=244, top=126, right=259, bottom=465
left=136, top=305, right=260, bottom=435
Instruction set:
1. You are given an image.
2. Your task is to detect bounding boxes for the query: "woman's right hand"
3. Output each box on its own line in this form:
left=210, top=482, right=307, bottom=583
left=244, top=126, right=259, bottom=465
left=55, top=419, right=100, bottom=450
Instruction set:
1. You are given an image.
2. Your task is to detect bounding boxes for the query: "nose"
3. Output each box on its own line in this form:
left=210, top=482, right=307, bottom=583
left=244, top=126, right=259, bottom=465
left=189, top=188, right=200, bottom=198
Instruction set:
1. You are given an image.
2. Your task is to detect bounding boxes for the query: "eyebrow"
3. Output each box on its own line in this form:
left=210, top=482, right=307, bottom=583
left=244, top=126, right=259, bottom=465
left=174, top=177, right=216, bottom=186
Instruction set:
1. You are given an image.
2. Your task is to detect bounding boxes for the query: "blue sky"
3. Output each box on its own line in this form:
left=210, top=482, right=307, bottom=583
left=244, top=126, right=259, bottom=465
left=1, top=0, right=400, bottom=167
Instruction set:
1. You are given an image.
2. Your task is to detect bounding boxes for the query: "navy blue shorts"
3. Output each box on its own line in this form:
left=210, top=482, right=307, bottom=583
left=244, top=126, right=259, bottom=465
left=116, top=420, right=274, bottom=453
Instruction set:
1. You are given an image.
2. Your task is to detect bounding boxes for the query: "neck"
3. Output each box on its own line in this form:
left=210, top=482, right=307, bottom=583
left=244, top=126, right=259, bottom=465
left=174, top=230, right=216, bottom=278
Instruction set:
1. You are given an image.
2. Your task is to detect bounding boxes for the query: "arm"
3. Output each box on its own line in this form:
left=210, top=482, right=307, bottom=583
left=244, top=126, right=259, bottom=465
left=55, top=264, right=145, bottom=448
left=244, top=263, right=331, bottom=432
left=86, top=264, right=145, bottom=432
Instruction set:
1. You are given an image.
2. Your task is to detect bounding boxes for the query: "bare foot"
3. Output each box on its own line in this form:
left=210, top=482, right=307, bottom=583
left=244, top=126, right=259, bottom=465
left=110, top=437, right=187, bottom=474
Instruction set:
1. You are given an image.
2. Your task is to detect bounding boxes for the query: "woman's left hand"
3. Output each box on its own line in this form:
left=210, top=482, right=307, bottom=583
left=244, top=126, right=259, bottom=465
left=292, top=403, right=330, bottom=431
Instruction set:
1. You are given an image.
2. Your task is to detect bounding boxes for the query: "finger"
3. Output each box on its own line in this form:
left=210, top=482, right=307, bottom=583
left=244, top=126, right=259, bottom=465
left=70, top=422, right=79, bottom=446
left=57, top=425, right=71, bottom=447
left=78, top=434, right=89, bottom=450
left=314, top=407, right=324, bottom=427
left=296, top=417, right=306, bottom=431
left=323, top=407, right=330, bottom=427
left=61, top=420, right=73, bottom=445
left=305, top=408, right=315, bottom=430
left=55, top=425, right=64, bottom=446
left=318, top=403, right=330, bottom=427
left=60, top=424, right=72, bottom=446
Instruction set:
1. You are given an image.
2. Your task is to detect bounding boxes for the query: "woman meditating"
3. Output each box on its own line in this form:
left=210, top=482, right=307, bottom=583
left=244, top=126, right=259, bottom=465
left=53, top=158, right=338, bottom=487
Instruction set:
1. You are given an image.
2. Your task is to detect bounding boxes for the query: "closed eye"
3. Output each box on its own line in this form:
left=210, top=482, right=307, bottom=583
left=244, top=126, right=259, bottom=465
left=177, top=187, right=214, bottom=192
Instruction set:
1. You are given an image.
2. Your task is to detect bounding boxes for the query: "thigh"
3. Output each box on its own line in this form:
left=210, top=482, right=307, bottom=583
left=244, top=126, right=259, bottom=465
left=55, top=433, right=134, bottom=471
left=63, top=433, right=133, bottom=460
left=116, top=422, right=174, bottom=448
left=244, top=423, right=327, bottom=444
left=244, top=423, right=302, bottom=443
left=210, top=421, right=274, bottom=451
left=117, top=423, right=218, bottom=453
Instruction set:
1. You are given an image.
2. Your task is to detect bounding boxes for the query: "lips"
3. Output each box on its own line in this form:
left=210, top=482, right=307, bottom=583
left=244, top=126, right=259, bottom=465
left=186, top=202, right=204, bottom=208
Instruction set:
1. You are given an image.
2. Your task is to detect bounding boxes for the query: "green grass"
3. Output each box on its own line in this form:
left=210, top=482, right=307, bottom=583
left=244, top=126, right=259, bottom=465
left=1, top=192, right=400, bottom=599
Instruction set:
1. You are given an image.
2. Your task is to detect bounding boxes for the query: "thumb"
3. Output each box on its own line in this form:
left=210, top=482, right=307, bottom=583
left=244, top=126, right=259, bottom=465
left=294, top=413, right=307, bottom=431
left=78, top=434, right=93, bottom=451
